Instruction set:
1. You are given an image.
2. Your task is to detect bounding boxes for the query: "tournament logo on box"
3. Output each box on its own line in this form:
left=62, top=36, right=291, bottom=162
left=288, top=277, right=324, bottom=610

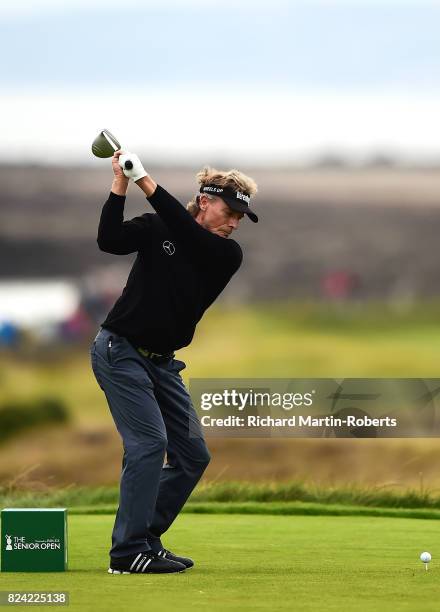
left=4, top=534, right=61, bottom=551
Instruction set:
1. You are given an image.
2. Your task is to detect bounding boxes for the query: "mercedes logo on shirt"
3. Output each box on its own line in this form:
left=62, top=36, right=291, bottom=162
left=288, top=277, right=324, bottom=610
left=162, top=240, right=176, bottom=255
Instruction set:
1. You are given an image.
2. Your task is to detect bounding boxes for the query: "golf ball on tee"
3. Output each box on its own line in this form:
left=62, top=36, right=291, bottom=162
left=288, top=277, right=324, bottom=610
left=420, top=552, right=432, bottom=563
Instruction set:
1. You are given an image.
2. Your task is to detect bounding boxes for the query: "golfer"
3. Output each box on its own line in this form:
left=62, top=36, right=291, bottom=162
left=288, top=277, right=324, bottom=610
left=90, top=150, right=258, bottom=574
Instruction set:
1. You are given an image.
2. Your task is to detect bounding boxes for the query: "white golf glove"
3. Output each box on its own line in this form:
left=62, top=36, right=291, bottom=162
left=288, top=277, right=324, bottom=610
left=118, top=152, right=148, bottom=182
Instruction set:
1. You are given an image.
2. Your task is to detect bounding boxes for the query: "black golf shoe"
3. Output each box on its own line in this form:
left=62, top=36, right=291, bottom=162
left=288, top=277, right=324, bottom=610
left=157, top=548, right=194, bottom=569
left=108, top=551, right=186, bottom=574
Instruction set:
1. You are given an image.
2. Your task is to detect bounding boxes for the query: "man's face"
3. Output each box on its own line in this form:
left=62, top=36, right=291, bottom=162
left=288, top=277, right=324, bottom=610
left=197, top=195, right=244, bottom=238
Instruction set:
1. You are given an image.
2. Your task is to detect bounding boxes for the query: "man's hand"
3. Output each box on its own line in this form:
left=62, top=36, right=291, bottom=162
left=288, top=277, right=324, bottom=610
left=119, top=152, right=148, bottom=183
left=111, top=150, right=129, bottom=196
left=111, top=149, right=157, bottom=197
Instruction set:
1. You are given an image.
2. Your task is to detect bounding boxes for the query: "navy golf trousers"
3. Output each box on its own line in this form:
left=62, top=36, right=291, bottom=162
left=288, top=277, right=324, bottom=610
left=90, top=326, right=211, bottom=558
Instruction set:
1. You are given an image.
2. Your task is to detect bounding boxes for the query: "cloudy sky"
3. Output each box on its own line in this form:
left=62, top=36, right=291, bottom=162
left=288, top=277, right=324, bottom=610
left=1, top=0, right=440, bottom=165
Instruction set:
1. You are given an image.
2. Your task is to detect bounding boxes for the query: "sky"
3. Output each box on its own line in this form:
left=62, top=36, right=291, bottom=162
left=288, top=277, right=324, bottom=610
left=1, top=0, right=440, bottom=165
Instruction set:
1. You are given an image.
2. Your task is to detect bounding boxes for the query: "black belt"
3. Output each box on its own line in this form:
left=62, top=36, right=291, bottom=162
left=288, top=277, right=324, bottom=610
left=136, top=347, right=175, bottom=361
left=100, top=327, right=174, bottom=362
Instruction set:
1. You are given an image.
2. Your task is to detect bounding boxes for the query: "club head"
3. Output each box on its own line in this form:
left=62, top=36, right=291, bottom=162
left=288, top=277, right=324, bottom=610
left=91, top=129, right=121, bottom=158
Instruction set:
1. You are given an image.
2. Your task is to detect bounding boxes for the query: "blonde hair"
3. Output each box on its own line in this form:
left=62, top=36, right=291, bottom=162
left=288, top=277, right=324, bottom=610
left=187, top=166, right=258, bottom=217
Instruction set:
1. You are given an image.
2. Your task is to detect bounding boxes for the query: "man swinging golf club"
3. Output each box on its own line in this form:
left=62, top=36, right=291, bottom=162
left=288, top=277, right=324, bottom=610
left=90, top=148, right=258, bottom=574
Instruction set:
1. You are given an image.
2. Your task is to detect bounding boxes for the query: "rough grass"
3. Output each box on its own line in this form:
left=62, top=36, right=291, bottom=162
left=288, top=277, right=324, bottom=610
left=22, top=502, right=440, bottom=521
left=2, top=481, right=440, bottom=516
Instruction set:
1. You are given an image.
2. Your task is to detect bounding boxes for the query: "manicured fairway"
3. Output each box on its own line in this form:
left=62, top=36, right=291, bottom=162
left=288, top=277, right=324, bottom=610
left=0, top=513, right=439, bottom=611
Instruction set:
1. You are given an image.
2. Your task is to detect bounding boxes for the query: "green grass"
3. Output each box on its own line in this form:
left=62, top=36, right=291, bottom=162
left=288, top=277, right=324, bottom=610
left=1, top=514, right=439, bottom=611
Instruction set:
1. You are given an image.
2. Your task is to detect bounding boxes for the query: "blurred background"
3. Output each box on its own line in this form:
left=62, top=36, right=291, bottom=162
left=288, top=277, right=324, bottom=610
left=2, top=0, right=440, bottom=496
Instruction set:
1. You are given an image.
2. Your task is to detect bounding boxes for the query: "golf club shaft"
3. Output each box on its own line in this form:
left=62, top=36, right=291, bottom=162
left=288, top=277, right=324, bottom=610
left=102, top=131, right=133, bottom=169
left=102, top=131, right=119, bottom=152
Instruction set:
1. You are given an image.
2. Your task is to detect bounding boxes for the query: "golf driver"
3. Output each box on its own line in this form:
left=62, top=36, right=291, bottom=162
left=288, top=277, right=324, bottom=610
left=91, top=129, right=133, bottom=170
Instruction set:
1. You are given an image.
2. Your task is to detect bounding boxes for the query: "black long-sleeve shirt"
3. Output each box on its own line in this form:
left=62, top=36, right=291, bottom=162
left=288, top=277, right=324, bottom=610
left=98, top=184, right=243, bottom=353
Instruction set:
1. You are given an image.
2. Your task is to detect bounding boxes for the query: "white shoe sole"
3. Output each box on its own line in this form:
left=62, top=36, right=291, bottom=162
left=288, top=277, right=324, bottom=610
left=107, top=567, right=186, bottom=574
